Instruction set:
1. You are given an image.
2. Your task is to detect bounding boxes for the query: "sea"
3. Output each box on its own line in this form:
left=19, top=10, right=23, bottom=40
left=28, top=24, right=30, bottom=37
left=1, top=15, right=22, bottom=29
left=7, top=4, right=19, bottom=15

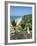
left=10, top=16, right=22, bottom=22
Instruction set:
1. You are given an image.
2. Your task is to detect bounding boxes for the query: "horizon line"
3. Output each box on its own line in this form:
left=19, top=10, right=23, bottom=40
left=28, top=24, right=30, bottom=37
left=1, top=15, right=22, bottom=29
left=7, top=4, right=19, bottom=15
left=10, top=14, right=32, bottom=16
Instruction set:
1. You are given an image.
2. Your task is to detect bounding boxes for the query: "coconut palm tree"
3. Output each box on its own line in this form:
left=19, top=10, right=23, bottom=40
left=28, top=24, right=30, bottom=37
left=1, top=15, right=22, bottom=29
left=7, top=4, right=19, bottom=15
left=11, top=20, right=16, bottom=30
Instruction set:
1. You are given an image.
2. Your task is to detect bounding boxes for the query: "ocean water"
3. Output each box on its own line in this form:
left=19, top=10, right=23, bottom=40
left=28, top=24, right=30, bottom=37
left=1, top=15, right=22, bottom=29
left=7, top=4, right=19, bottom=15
left=10, top=16, right=21, bottom=22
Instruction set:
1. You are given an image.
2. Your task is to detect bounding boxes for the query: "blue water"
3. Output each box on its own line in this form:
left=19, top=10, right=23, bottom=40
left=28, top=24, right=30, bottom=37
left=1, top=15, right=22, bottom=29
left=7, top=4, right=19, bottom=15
left=10, top=16, right=21, bottom=22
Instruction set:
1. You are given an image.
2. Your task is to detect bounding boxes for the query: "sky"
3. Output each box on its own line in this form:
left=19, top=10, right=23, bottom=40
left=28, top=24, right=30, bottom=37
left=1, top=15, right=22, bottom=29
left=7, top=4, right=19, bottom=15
left=10, top=6, right=32, bottom=16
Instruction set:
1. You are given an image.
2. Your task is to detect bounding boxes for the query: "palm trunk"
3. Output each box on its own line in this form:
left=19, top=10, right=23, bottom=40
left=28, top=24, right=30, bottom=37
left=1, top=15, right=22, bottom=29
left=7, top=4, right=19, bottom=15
left=27, top=27, right=30, bottom=34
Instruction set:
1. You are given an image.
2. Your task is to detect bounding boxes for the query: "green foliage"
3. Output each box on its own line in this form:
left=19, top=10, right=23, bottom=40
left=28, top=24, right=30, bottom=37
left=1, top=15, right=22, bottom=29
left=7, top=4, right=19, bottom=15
left=20, top=14, right=32, bottom=30
left=10, top=14, right=32, bottom=40
left=21, top=23, right=25, bottom=29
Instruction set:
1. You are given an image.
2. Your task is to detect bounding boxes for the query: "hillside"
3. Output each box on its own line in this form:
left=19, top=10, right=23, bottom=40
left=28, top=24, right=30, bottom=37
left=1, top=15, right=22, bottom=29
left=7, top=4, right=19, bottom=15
left=10, top=14, right=32, bottom=40
left=20, top=14, right=32, bottom=30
